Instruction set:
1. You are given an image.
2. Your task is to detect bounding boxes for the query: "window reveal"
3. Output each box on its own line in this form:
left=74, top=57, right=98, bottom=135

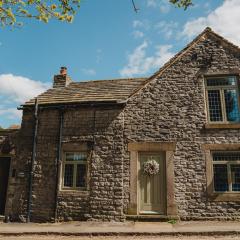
left=212, top=152, right=240, bottom=192
left=205, top=76, right=240, bottom=123
left=63, top=152, right=88, bottom=190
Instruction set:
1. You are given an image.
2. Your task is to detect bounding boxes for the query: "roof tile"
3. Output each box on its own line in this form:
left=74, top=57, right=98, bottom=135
left=24, top=78, right=147, bottom=106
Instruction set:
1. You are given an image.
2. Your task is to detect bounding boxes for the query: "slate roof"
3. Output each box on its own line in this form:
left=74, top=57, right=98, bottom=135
left=24, top=78, right=147, bottom=106
left=24, top=28, right=240, bottom=107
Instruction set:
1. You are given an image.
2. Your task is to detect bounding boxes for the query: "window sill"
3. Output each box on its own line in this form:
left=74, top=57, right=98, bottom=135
left=205, top=123, right=240, bottom=129
left=59, top=189, right=89, bottom=196
left=208, top=192, right=240, bottom=201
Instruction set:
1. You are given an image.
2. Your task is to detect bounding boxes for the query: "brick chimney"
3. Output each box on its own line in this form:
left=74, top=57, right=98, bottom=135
left=53, top=67, right=72, bottom=88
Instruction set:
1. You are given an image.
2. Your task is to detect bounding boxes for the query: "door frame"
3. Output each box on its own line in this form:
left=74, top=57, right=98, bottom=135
left=0, top=155, right=12, bottom=216
left=137, top=151, right=166, bottom=215
left=128, top=142, right=178, bottom=217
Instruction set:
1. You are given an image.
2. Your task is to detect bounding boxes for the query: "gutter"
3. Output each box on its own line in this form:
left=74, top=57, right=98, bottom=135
left=18, top=101, right=126, bottom=110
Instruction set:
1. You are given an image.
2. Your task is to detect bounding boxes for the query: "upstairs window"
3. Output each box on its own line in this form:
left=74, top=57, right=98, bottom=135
left=62, top=152, right=88, bottom=190
left=205, top=76, right=240, bottom=123
left=212, top=151, right=240, bottom=192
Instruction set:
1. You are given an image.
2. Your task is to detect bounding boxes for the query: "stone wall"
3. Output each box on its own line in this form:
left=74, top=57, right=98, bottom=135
left=123, top=33, right=240, bottom=220
left=0, top=130, right=17, bottom=155
left=4, top=109, right=35, bottom=221
left=8, top=106, right=125, bottom=222
left=0, top=129, right=19, bottom=219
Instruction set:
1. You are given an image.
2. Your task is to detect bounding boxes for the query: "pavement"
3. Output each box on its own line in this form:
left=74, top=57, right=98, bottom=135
left=0, top=221, right=240, bottom=236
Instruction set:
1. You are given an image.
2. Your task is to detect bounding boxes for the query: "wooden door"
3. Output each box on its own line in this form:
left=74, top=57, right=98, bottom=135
left=139, top=152, right=166, bottom=214
left=0, top=157, right=10, bottom=215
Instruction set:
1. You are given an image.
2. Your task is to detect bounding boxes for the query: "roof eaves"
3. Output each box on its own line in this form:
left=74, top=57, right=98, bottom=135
left=19, top=99, right=127, bottom=109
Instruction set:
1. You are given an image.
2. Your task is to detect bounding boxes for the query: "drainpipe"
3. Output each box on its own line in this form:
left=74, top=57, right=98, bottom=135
left=93, top=108, right=96, bottom=148
left=27, top=98, right=39, bottom=223
left=121, top=111, right=125, bottom=219
left=54, top=109, right=64, bottom=221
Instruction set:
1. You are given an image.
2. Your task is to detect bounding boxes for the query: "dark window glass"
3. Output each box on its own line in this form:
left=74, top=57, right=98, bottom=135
left=76, top=164, right=87, bottom=188
left=66, top=152, right=87, bottom=161
left=64, top=164, right=73, bottom=187
left=208, top=90, right=223, bottom=122
left=213, top=152, right=240, bottom=161
left=74, top=153, right=87, bottom=161
left=66, top=153, right=74, bottom=161
left=206, top=76, right=236, bottom=86
left=231, top=165, right=240, bottom=192
left=213, top=164, right=228, bottom=192
left=224, top=89, right=240, bottom=122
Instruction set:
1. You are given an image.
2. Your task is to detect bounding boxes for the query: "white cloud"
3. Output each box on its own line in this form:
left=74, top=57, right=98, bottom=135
left=147, top=0, right=157, bottom=8
left=81, top=68, right=96, bottom=76
left=155, top=21, right=178, bottom=39
left=96, top=49, right=102, bottom=64
left=0, top=74, right=49, bottom=124
left=147, top=0, right=171, bottom=13
left=133, top=20, right=150, bottom=30
left=159, top=0, right=171, bottom=13
left=182, top=0, right=240, bottom=45
left=0, top=74, right=50, bottom=104
left=133, top=20, right=144, bottom=28
left=132, top=30, right=144, bottom=39
left=119, top=41, right=174, bottom=77
left=0, top=107, right=22, bottom=120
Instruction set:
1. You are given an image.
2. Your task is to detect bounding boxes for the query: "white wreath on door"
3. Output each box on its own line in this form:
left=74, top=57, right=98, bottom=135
left=143, top=159, right=159, bottom=175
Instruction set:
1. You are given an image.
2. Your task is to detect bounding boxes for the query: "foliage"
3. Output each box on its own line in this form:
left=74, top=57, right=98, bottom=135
left=169, top=0, right=193, bottom=10
left=0, top=0, right=80, bottom=27
left=167, top=219, right=177, bottom=224
left=0, top=0, right=193, bottom=27
left=0, top=125, right=3, bottom=130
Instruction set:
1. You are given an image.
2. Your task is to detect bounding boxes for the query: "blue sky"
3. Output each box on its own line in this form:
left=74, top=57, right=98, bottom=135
left=0, top=0, right=239, bottom=128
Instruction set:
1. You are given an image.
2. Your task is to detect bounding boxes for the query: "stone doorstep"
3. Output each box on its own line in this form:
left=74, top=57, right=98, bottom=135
left=0, top=221, right=240, bottom=236
left=126, top=215, right=179, bottom=222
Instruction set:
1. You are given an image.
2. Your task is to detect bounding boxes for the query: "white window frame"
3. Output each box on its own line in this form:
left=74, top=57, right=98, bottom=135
left=205, top=75, right=240, bottom=123
left=62, top=151, right=88, bottom=191
left=212, top=151, right=240, bottom=193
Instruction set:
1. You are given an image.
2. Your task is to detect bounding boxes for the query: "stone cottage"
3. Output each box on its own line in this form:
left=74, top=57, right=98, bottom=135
left=1, top=27, right=240, bottom=222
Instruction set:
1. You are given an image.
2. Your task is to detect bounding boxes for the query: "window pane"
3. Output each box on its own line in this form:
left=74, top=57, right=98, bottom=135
left=207, top=76, right=237, bottom=86
left=66, top=153, right=74, bottom=161
left=224, top=89, right=240, bottom=122
left=213, top=152, right=240, bottom=161
left=76, top=164, right=87, bottom=188
left=231, top=165, right=240, bottom=191
left=66, top=152, right=88, bottom=161
left=207, top=90, right=223, bottom=122
left=74, top=152, right=87, bottom=161
left=213, top=164, right=228, bottom=192
left=64, top=164, right=74, bottom=187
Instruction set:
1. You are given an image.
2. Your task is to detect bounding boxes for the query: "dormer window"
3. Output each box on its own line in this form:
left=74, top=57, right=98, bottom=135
left=205, top=76, right=240, bottom=123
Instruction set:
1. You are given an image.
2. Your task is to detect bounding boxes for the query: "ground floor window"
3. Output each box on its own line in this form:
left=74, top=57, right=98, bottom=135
left=212, top=151, right=240, bottom=192
left=62, top=152, right=88, bottom=190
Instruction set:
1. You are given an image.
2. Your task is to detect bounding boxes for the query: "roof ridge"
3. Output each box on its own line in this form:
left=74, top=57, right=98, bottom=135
left=70, top=77, right=147, bottom=85
left=205, top=27, right=240, bottom=52
left=126, top=27, right=240, bottom=100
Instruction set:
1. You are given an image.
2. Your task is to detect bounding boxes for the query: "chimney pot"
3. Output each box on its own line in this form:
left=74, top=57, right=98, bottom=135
left=53, top=67, right=72, bottom=88
left=60, top=66, right=67, bottom=75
